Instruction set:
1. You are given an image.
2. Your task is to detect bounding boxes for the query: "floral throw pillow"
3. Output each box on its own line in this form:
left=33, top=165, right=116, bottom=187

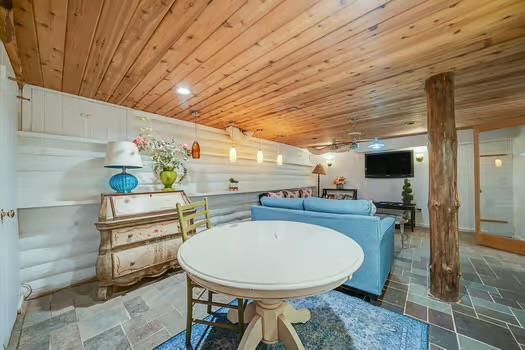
left=283, top=190, right=301, bottom=198
left=300, top=188, right=313, bottom=198
left=266, top=191, right=284, bottom=198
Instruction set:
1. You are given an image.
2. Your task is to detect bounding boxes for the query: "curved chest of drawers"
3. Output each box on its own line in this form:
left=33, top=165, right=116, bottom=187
left=95, top=191, right=190, bottom=300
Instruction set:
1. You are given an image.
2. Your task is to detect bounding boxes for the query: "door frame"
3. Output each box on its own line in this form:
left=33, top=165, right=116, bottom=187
left=474, top=116, right=525, bottom=255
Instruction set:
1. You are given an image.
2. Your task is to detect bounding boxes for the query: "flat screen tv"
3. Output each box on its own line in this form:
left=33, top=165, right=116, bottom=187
left=365, top=150, right=414, bottom=178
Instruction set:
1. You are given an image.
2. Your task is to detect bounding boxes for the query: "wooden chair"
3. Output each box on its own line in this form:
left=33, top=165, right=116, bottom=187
left=176, top=198, right=245, bottom=346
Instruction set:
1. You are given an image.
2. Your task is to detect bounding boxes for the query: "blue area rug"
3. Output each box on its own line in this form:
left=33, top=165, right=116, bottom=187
left=156, top=291, right=428, bottom=350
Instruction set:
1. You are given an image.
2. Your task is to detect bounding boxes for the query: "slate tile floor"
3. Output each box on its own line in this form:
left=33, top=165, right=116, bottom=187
left=9, top=228, right=525, bottom=350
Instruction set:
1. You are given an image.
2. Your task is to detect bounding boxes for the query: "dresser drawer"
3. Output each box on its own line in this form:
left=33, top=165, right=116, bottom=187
left=112, top=220, right=180, bottom=247
left=112, top=237, right=182, bottom=277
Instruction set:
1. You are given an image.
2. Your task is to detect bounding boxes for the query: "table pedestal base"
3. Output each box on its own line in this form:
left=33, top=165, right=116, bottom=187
left=229, top=301, right=310, bottom=350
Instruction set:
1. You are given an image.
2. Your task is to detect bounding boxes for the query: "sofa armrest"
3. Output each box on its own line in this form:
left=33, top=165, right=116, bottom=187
left=380, top=216, right=395, bottom=237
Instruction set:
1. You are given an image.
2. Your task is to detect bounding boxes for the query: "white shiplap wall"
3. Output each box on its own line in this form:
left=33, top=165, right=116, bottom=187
left=18, top=85, right=315, bottom=296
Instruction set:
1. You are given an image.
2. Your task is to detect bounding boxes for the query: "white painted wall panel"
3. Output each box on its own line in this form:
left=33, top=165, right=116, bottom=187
left=17, top=86, right=315, bottom=296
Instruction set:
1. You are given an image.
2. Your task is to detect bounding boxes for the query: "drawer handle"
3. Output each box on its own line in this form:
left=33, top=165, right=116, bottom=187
left=127, top=234, right=133, bottom=239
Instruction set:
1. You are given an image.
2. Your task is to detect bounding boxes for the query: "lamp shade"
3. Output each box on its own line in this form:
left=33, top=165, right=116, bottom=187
left=104, top=141, right=143, bottom=169
left=312, top=163, right=326, bottom=175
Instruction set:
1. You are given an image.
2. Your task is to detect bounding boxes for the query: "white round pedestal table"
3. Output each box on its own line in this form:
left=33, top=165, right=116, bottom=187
left=177, top=220, right=364, bottom=350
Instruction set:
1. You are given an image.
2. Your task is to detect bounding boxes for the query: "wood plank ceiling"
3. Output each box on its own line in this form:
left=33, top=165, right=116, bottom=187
left=7, top=0, right=525, bottom=147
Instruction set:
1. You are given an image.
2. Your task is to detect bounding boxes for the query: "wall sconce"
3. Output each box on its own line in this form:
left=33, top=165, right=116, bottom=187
left=323, top=153, right=335, bottom=167
left=495, top=158, right=503, bottom=168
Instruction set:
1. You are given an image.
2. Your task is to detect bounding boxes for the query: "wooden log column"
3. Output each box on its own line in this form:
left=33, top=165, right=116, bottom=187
left=425, top=72, right=460, bottom=302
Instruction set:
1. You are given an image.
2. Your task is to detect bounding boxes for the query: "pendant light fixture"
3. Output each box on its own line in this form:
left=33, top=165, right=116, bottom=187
left=368, top=137, right=385, bottom=150
left=276, top=136, right=283, bottom=165
left=191, top=111, right=201, bottom=159
left=228, top=122, right=237, bottom=163
left=256, top=129, right=264, bottom=164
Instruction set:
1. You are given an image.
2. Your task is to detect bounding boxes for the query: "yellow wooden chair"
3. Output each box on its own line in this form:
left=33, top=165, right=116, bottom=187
left=176, top=198, right=245, bottom=346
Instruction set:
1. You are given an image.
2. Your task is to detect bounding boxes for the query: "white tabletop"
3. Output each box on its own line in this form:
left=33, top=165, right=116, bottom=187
left=177, top=221, right=364, bottom=294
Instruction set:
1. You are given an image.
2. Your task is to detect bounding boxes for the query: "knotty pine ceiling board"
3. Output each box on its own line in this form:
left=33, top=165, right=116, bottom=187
left=6, top=0, right=525, bottom=147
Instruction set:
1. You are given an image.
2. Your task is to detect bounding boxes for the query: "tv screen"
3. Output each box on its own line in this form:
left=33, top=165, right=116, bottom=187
left=365, top=150, right=414, bottom=178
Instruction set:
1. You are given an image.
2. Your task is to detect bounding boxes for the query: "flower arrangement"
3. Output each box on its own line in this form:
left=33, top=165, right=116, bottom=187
left=133, top=134, right=191, bottom=183
left=334, top=176, right=346, bottom=185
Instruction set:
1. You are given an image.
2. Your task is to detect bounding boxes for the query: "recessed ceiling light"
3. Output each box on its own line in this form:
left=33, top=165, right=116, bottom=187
left=176, top=86, right=191, bottom=95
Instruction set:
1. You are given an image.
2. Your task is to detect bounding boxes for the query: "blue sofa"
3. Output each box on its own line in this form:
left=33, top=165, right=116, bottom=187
left=251, top=197, right=395, bottom=296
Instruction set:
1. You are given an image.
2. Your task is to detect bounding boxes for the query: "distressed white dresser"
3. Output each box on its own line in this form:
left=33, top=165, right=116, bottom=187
left=95, top=191, right=190, bottom=299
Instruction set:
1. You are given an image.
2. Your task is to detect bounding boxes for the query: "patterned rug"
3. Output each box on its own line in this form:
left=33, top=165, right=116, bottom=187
left=156, top=291, right=428, bottom=350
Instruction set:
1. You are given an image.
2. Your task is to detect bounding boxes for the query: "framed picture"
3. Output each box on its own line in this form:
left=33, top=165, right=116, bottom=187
left=322, top=188, right=358, bottom=200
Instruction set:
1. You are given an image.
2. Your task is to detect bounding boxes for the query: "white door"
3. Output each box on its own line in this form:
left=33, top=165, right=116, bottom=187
left=0, top=51, right=20, bottom=348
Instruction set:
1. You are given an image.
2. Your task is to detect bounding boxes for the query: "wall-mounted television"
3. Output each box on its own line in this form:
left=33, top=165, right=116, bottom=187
left=365, top=150, right=414, bottom=178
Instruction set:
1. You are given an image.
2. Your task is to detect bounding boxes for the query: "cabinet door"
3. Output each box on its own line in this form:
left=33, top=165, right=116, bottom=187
left=62, top=95, right=83, bottom=137
left=62, top=96, right=127, bottom=140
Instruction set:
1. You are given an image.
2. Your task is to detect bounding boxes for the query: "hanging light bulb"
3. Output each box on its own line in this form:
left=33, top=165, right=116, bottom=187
left=276, top=143, right=283, bottom=165
left=229, top=146, right=237, bottom=162
left=191, top=111, right=201, bottom=159
left=276, top=154, right=283, bottom=165
left=228, top=122, right=237, bottom=162
left=256, top=129, right=263, bottom=164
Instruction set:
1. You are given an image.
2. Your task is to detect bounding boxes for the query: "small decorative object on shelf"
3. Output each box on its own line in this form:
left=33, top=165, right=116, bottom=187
left=402, top=179, right=414, bottom=204
left=229, top=177, right=239, bottom=191
left=133, top=133, right=190, bottom=191
left=415, top=153, right=424, bottom=162
left=334, top=176, right=347, bottom=190
left=104, top=141, right=143, bottom=193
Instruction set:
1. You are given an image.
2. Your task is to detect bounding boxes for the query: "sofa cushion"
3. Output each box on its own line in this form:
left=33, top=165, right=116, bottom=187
left=266, top=191, right=284, bottom=198
left=304, top=198, right=376, bottom=216
left=260, top=197, right=304, bottom=210
left=283, top=190, right=301, bottom=198
left=299, top=188, right=313, bottom=198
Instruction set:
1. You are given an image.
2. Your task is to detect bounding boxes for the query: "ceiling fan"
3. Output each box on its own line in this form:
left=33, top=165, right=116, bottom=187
left=307, top=132, right=367, bottom=155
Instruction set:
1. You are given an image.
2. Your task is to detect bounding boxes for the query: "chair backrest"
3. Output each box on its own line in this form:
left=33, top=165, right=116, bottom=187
left=176, top=198, right=212, bottom=242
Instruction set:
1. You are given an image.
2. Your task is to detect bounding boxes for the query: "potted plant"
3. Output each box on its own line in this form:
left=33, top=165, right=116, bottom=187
left=229, top=177, right=239, bottom=191
left=133, top=134, right=190, bottom=191
left=402, top=179, right=414, bottom=204
left=334, top=176, right=347, bottom=190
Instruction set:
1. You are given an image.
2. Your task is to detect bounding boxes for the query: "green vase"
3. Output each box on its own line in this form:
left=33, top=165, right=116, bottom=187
left=160, top=167, right=177, bottom=191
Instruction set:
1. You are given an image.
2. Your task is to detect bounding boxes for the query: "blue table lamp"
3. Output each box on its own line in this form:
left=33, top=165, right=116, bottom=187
left=104, top=141, right=143, bottom=193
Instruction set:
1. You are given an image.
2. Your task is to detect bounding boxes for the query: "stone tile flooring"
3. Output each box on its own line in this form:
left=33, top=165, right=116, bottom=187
left=8, top=228, right=525, bottom=350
